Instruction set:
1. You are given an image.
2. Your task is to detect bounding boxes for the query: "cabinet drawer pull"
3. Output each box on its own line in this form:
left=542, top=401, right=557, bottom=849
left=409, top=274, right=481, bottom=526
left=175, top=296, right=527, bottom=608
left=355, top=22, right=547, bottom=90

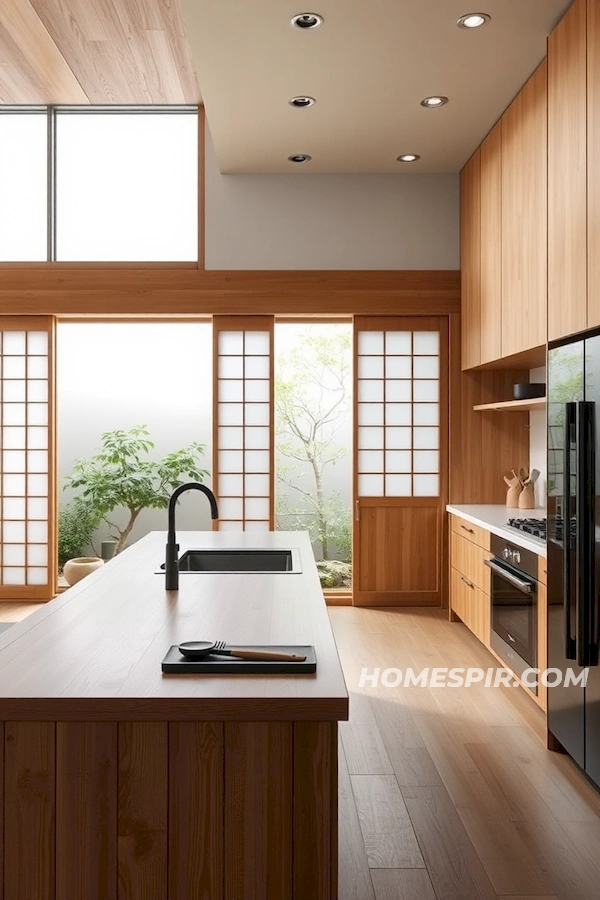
left=461, top=575, right=475, bottom=589
left=460, top=524, right=475, bottom=534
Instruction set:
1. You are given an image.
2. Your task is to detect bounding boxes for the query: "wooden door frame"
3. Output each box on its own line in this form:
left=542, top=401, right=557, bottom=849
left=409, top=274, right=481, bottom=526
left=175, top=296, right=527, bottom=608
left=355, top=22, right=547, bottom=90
left=0, top=315, right=57, bottom=600
left=212, top=315, right=275, bottom=531
left=352, top=315, right=449, bottom=607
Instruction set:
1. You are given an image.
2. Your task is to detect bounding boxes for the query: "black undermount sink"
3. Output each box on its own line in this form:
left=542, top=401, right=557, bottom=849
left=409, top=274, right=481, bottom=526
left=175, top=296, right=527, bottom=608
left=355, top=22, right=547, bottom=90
left=157, top=548, right=302, bottom=574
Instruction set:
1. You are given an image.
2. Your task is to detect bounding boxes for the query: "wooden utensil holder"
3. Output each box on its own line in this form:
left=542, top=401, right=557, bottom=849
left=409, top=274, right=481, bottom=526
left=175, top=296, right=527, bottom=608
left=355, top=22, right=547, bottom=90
left=518, top=482, right=535, bottom=509
left=506, top=485, right=522, bottom=508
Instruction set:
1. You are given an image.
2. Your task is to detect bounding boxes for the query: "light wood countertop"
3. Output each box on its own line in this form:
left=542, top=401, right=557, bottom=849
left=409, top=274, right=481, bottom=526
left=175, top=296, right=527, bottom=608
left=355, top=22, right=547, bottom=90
left=0, top=531, right=348, bottom=721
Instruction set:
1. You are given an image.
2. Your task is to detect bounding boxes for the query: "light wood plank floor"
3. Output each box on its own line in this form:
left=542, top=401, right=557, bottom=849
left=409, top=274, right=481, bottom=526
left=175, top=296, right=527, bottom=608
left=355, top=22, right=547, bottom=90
left=0, top=601, right=44, bottom=622
left=4, top=603, right=600, bottom=900
left=330, top=606, right=600, bottom=900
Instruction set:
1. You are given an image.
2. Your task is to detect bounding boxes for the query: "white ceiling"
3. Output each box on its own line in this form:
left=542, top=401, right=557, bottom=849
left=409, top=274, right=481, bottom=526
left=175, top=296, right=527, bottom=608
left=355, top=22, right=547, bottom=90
left=181, top=0, right=572, bottom=174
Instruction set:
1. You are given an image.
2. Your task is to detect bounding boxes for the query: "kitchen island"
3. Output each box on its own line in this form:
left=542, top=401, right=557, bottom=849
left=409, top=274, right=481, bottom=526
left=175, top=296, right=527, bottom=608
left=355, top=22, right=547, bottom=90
left=0, top=530, right=348, bottom=900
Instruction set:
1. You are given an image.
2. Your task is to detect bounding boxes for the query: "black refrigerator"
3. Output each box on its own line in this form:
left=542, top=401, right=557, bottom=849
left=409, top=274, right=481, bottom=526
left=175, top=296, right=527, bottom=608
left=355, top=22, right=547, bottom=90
left=548, top=334, right=600, bottom=787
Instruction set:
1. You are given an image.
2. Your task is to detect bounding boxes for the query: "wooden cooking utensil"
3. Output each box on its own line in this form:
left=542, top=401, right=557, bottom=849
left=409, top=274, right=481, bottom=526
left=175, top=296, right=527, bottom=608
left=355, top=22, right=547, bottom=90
left=178, top=641, right=307, bottom=662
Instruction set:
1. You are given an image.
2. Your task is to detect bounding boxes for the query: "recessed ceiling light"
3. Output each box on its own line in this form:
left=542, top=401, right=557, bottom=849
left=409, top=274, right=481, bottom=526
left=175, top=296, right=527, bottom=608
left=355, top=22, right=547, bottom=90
left=457, top=12, right=491, bottom=29
left=289, top=96, right=316, bottom=108
left=397, top=154, right=420, bottom=163
left=420, top=96, right=449, bottom=108
left=288, top=154, right=312, bottom=163
left=291, top=13, right=323, bottom=29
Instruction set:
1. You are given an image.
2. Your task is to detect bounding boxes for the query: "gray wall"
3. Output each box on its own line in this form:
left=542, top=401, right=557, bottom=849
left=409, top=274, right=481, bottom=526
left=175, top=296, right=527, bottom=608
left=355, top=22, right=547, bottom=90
left=204, top=128, right=460, bottom=270
left=57, top=323, right=214, bottom=552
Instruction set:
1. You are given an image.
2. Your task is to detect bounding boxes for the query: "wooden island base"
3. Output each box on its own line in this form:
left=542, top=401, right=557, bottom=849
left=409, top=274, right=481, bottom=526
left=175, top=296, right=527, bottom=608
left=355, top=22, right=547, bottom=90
left=0, top=532, right=347, bottom=900
left=1, top=718, right=337, bottom=900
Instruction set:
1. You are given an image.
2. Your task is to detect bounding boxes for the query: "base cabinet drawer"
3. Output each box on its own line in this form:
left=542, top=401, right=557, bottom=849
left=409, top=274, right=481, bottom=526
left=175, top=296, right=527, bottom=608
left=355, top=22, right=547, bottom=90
left=450, top=531, right=492, bottom=594
left=449, top=514, right=491, bottom=550
left=450, top=567, right=491, bottom=647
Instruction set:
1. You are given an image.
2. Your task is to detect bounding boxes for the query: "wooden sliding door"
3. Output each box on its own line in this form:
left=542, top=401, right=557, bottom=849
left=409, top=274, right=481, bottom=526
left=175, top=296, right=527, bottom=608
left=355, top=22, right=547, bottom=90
left=353, top=317, right=448, bottom=606
left=212, top=316, right=274, bottom=531
left=0, top=316, right=56, bottom=600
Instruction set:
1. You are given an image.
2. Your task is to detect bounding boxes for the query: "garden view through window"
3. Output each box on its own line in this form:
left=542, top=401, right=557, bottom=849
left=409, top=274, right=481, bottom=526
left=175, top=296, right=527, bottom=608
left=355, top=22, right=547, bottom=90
left=55, top=320, right=354, bottom=591
left=57, top=323, right=213, bottom=571
left=275, top=322, right=353, bottom=589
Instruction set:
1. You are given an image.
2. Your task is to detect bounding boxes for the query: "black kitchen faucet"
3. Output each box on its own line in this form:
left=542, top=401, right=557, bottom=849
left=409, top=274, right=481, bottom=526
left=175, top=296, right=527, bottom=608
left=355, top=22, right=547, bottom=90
left=165, top=482, right=219, bottom=590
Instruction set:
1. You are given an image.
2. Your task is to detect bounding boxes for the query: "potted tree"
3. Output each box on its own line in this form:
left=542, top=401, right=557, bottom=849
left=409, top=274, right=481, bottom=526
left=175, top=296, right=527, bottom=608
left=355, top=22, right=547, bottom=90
left=64, top=425, right=209, bottom=556
left=58, top=496, right=104, bottom=585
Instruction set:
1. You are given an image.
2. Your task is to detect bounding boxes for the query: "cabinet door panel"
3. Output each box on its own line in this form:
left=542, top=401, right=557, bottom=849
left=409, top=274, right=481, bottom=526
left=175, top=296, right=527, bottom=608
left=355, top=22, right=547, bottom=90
left=450, top=531, right=491, bottom=594
left=501, top=61, right=548, bottom=356
left=460, top=150, right=481, bottom=370
left=480, top=122, right=502, bottom=364
left=549, top=0, right=587, bottom=341
left=449, top=514, right=491, bottom=551
left=588, top=0, right=600, bottom=326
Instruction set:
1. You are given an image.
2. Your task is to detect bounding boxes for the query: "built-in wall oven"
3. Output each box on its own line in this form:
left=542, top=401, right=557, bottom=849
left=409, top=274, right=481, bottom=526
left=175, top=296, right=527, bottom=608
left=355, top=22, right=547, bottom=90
left=485, top=534, right=539, bottom=693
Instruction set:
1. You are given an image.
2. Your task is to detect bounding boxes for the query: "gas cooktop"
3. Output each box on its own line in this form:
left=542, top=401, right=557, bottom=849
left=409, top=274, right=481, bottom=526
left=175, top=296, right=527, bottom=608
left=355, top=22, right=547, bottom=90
left=506, top=517, right=547, bottom=540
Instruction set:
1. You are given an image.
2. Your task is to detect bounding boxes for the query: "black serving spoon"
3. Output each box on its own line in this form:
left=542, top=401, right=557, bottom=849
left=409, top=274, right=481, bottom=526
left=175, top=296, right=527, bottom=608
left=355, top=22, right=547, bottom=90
left=178, top=640, right=306, bottom=662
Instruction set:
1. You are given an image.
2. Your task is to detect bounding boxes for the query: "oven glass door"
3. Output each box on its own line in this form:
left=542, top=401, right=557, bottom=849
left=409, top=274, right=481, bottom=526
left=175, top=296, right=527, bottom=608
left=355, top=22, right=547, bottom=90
left=490, top=560, right=537, bottom=667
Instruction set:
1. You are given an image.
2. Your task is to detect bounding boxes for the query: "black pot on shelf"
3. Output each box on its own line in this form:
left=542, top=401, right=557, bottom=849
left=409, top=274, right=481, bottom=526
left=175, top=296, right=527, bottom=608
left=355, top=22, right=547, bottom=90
left=513, top=383, right=546, bottom=401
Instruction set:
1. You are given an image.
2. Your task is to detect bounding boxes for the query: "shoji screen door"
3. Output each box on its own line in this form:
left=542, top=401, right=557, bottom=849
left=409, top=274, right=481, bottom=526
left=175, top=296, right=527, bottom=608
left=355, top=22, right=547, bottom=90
left=353, top=317, right=448, bottom=606
left=212, top=316, right=274, bottom=530
left=0, top=317, right=56, bottom=600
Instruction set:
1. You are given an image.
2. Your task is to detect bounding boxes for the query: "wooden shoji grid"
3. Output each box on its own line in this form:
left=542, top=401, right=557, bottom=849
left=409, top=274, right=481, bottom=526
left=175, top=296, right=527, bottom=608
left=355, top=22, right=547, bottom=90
left=355, top=323, right=441, bottom=498
left=0, top=316, right=56, bottom=599
left=212, top=316, right=274, bottom=531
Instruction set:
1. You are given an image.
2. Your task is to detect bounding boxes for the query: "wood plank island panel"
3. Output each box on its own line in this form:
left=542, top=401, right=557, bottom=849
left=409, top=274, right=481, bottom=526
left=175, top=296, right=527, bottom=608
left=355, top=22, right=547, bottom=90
left=4, top=722, right=55, bottom=900
left=169, top=722, right=223, bottom=900
left=0, top=531, right=346, bottom=898
left=56, top=722, right=118, bottom=899
left=225, top=722, right=293, bottom=900
left=0, top=268, right=460, bottom=316
left=118, top=722, right=168, bottom=900
left=0, top=720, right=340, bottom=899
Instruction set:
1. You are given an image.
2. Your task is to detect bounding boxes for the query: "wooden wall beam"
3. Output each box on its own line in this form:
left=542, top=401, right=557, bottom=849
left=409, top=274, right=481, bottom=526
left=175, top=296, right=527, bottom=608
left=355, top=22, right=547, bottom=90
left=0, top=269, right=460, bottom=317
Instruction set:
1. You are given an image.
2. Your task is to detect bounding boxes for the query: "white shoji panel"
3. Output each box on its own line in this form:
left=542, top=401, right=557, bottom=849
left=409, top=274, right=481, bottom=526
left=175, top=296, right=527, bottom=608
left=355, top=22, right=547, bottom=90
left=357, top=329, right=440, bottom=497
left=216, top=329, right=272, bottom=530
left=0, top=329, right=50, bottom=587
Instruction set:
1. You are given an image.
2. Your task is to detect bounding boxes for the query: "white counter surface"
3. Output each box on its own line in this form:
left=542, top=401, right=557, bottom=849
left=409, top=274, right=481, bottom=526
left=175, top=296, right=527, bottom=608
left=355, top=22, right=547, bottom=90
left=446, top=504, right=547, bottom=557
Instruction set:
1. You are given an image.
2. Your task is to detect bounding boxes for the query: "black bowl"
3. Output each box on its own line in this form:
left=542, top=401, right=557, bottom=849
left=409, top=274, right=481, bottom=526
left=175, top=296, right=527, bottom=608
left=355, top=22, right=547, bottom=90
left=513, top=382, right=546, bottom=401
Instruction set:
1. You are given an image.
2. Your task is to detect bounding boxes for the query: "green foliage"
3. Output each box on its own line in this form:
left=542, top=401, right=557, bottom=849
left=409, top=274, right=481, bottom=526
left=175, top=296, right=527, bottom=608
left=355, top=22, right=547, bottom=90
left=277, top=491, right=352, bottom=561
left=64, top=425, right=209, bottom=554
left=275, top=328, right=352, bottom=562
left=316, top=559, right=352, bottom=588
left=58, top=497, right=103, bottom=566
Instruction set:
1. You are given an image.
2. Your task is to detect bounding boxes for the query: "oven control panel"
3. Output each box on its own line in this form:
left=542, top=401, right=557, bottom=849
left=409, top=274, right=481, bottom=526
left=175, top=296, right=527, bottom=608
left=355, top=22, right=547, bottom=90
left=502, top=546, right=522, bottom=565
left=490, top=534, right=538, bottom=580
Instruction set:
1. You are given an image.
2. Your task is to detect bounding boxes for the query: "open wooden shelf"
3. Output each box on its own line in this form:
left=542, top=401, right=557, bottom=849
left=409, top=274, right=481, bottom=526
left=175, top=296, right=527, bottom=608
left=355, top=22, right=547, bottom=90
left=473, top=397, right=546, bottom=413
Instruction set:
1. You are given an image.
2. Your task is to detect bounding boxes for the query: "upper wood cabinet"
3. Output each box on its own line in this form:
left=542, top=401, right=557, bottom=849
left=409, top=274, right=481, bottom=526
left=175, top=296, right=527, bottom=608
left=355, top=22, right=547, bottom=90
left=548, top=0, right=587, bottom=341
left=588, top=0, right=600, bottom=327
left=460, top=149, right=481, bottom=370
left=460, top=65, right=547, bottom=369
left=479, top=122, right=502, bottom=364
left=501, top=61, right=548, bottom=358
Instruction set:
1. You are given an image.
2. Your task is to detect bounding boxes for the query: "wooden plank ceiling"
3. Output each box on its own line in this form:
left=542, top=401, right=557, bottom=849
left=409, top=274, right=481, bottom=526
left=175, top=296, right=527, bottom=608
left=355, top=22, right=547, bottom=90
left=0, top=0, right=200, bottom=104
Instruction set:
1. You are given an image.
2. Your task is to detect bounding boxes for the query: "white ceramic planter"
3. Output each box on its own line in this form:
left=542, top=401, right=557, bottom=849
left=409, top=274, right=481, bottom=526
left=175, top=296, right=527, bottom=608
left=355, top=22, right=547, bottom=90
left=63, top=556, right=104, bottom=586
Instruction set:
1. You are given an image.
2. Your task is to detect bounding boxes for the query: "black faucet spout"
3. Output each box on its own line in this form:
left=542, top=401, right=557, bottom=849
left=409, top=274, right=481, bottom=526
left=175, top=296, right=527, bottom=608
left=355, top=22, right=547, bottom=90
left=165, top=482, right=219, bottom=590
